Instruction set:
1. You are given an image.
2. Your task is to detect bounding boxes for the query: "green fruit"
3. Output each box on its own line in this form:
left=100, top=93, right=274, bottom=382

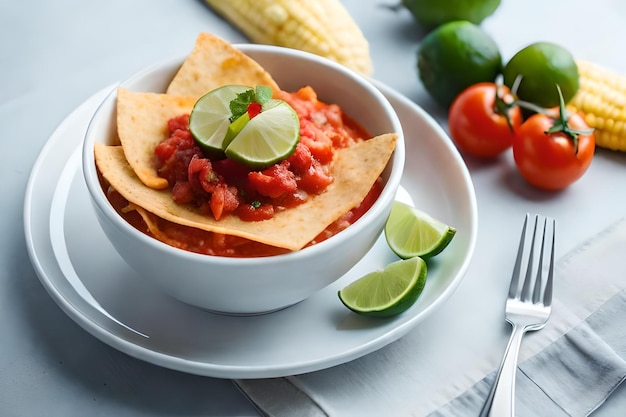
left=338, top=257, right=428, bottom=318
left=224, top=99, right=300, bottom=169
left=189, top=85, right=251, bottom=155
left=417, top=20, right=502, bottom=108
left=190, top=85, right=300, bottom=169
left=384, top=201, right=456, bottom=259
left=503, top=42, right=579, bottom=108
left=403, top=0, right=501, bottom=31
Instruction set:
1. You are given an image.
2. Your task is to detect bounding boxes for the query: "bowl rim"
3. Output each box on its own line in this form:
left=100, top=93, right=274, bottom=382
left=82, top=43, right=405, bottom=265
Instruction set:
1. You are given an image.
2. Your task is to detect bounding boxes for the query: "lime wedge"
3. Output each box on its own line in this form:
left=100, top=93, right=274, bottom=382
left=338, top=257, right=427, bottom=317
left=384, top=201, right=456, bottom=259
left=224, top=99, right=300, bottom=169
left=224, top=112, right=250, bottom=147
left=189, top=85, right=251, bottom=154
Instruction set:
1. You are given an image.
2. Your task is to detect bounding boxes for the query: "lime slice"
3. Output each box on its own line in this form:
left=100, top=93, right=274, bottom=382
left=338, top=257, right=428, bottom=317
left=384, top=201, right=456, bottom=259
left=224, top=99, right=300, bottom=169
left=224, top=112, right=250, bottom=147
left=189, top=85, right=251, bottom=154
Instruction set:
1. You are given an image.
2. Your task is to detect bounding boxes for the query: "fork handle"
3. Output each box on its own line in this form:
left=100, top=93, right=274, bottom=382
left=479, top=323, right=527, bottom=417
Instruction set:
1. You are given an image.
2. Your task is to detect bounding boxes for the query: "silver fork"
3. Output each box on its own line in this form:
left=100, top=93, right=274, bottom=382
left=479, top=213, right=556, bottom=417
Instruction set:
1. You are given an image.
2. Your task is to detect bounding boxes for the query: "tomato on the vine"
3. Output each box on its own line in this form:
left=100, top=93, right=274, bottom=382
left=448, top=82, right=522, bottom=158
left=512, top=109, right=595, bottom=191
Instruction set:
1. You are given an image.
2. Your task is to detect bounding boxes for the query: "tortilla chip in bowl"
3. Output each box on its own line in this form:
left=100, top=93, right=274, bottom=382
left=82, top=34, right=404, bottom=314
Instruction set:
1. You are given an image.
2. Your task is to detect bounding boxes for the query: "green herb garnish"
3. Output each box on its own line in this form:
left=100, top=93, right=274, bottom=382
left=229, top=85, right=272, bottom=122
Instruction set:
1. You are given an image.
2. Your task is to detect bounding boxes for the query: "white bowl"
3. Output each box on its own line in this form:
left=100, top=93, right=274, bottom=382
left=82, top=44, right=404, bottom=315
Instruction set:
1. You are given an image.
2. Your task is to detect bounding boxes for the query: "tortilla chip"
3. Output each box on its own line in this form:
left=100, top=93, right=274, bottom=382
left=166, top=32, right=280, bottom=99
left=94, top=133, right=397, bottom=251
left=116, top=88, right=196, bottom=189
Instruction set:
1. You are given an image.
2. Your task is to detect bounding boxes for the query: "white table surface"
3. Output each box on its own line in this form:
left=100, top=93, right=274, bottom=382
left=2, top=0, right=626, bottom=415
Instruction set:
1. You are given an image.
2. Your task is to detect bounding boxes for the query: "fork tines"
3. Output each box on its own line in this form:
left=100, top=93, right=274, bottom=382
left=508, top=214, right=556, bottom=306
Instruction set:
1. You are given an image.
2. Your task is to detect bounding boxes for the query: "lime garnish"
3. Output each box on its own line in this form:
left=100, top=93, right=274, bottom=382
left=189, top=85, right=251, bottom=155
left=189, top=85, right=300, bottom=168
left=338, top=257, right=428, bottom=317
left=224, top=99, right=300, bottom=169
left=223, top=111, right=250, bottom=147
left=384, top=201, right=456, bottom=259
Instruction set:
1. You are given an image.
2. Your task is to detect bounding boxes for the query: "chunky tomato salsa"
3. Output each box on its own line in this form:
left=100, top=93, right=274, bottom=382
left=102, top=86, right=383, bottom=257
left=153, top=86, right=371, bottom=222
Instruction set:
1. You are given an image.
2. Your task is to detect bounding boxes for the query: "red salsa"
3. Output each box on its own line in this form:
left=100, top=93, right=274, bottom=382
left=153, top=86, right=370, bottom=222
left=104, top=178, right=382, bottom=257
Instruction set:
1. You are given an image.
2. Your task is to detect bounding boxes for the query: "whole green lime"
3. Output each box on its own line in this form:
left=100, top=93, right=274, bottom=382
left=403, top=0, right=501, bottom=31
left=417, top=20, right=502, bottom=108
left=503, top=42, right=579, bottom=108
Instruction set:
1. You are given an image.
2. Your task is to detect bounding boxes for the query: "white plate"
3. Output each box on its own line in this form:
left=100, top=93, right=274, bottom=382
left=24, top=82, right=477, bottom=379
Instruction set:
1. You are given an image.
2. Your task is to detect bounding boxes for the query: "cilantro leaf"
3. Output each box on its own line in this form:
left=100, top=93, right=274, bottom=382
left=228, top=85, right=274, bottom=123
left=229, top=89, right=255, bottom=122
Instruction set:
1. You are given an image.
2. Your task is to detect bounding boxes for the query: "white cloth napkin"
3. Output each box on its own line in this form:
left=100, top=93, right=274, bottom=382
left=235, top=218, right=626, bottom=417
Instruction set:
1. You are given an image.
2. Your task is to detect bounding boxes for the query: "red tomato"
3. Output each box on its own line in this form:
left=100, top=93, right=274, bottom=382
left=448, top=83, right=522, bottom=158
left=512, top=111, right=595, bottom=190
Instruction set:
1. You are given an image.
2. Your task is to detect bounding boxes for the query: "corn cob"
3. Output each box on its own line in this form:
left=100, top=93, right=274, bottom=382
left=203, top=0, right=373, bottom=75
left=569, top=60, right=626, bottom=151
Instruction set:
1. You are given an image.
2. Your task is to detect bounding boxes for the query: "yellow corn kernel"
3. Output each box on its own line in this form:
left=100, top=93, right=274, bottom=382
left=204, top=0, right=373, bottom=75
left=569, top=60, right=626, bottom=151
